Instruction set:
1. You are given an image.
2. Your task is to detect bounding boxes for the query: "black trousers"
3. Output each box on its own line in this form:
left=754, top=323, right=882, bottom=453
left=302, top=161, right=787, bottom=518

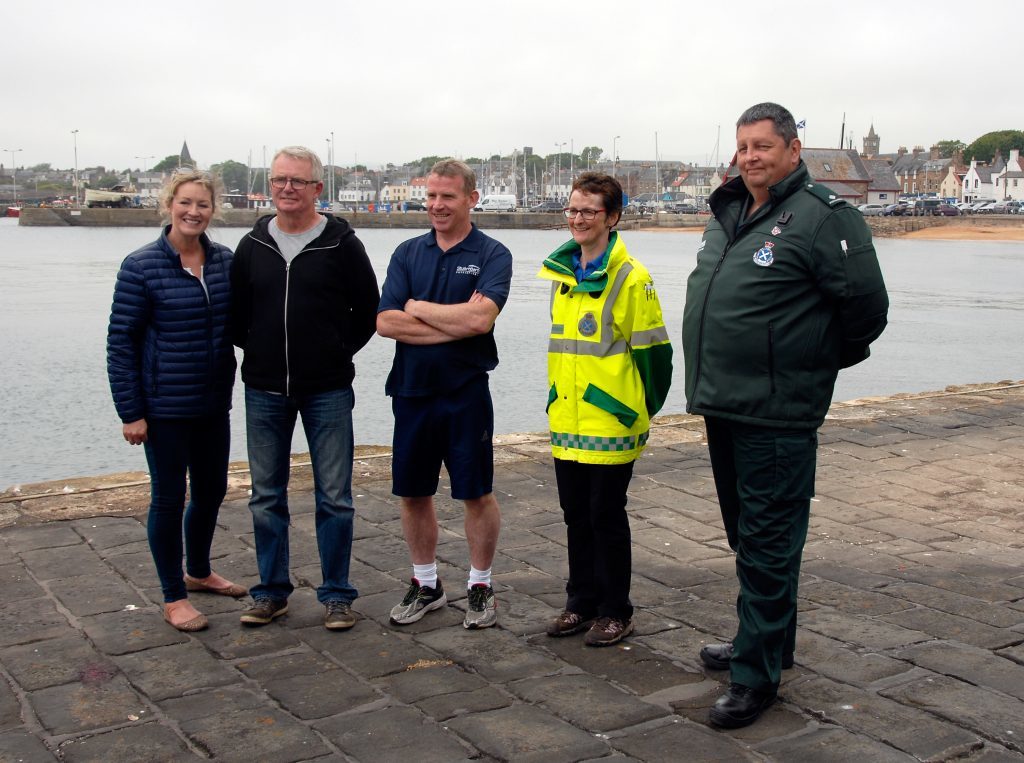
left=553, top=459, right=636, bottom=621
left=705, top=417, right=817, bottom=693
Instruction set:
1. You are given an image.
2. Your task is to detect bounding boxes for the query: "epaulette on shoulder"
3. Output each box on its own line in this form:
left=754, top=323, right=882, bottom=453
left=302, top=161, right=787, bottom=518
left=802, top=182, right=848, bottom=208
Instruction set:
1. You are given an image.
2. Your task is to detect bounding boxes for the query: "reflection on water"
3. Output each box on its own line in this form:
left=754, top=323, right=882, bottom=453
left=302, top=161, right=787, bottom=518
left=1, top=218, right=1022, bottom=485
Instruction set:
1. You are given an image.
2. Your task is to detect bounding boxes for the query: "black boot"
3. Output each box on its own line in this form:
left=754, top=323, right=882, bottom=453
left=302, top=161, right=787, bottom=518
left=708, top=683, right=776, bottom=729
left=698, top=642, right=794, bottom=671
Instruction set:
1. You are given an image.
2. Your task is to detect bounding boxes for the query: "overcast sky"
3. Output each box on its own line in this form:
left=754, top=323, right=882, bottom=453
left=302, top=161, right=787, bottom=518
left=5, top=0, right=1018, bottom=173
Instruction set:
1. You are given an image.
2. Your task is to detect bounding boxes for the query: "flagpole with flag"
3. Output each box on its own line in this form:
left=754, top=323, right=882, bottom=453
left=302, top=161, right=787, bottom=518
left=797, top=119, right=806, bottom=145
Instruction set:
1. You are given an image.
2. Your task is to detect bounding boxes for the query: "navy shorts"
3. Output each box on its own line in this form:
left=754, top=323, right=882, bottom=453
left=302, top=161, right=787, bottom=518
left=391, top=374, right=494, bottom=500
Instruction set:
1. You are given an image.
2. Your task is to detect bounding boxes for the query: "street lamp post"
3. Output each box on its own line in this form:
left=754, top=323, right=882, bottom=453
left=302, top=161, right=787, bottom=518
left=555, top=141, right=566, bottom=202
left=612, top=135, right=621, bottom=178
left=71, top=130, right=80, bottom=207
left=2, top=148, right=23, bottom=205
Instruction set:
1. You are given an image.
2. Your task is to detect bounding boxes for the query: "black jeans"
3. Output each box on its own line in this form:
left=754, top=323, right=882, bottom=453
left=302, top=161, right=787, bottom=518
left=553, top=459, right=635, bottom=621
left=143, top=414, right=230, bottom=603
left=705, top=416, right=817, bottom=693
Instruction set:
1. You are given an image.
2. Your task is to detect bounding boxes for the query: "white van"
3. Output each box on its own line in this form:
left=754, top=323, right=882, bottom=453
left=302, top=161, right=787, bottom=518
left=474, top=194, right=517, bottom=212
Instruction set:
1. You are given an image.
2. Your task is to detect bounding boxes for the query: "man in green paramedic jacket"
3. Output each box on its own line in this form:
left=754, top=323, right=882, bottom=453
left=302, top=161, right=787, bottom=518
left=682, top=102, right=889, bottom=729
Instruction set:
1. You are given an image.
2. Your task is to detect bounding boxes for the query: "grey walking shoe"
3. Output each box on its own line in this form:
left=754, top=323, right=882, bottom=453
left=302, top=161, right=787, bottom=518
left=389, top=579, right=447, bottom=625
left=324, top=600, right=356, bottom=630
left=463, top=584, right=497, bottom=629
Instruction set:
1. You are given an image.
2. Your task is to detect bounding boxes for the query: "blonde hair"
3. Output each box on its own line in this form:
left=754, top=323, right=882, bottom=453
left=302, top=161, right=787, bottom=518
left=158, top=170, right=224, bottom=221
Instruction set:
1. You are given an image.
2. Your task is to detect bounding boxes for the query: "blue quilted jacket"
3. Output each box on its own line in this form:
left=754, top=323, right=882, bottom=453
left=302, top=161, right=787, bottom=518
left=107, top=226, right=236, bottom=422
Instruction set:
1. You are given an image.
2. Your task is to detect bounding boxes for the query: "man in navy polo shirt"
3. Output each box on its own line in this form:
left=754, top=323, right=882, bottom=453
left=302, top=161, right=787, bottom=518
left=377, top=159, right=513, bottom=630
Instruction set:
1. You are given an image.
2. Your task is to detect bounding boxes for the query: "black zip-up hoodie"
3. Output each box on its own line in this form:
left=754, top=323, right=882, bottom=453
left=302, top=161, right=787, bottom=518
left=230, top=213, right=380, bottom=395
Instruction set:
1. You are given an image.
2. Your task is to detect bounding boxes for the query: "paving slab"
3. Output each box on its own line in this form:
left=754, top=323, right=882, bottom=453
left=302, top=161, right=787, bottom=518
left=314, top=704, right=477, bottom=762
left=444, top=703, right=610, bottom=762
left=79, top=609, right=189, bottom=655
left=0, top=729, right=57, bottom=761
left=753, top=726, right=917, bottom=762
left=57, top=722, right=197, bottom=762
left=110, top=643, right=238, bottom=701
left=2, top=635, right=117, bottom=691
left=611, top=717, right=759, bottom=762
left=27, top=675, right=145, bottom=735
left=785, top=675, right=983, bottom=760
left=510, top=673, right=668, bottom=732
left=0, top=598, right=72, bottom=648
left=160, top=687, right=330, bottom=761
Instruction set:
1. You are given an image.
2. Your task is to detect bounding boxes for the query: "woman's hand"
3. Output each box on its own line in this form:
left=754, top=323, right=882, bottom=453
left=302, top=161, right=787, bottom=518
left=123, top=419, right=148, bottom=445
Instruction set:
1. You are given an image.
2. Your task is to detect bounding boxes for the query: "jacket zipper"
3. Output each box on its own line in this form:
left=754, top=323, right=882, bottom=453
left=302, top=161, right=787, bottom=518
left=692, top=240, right=732, bottom=402
left=768, top=321, right=776, bottom=394
left=250, top=233, right=337, bottom=397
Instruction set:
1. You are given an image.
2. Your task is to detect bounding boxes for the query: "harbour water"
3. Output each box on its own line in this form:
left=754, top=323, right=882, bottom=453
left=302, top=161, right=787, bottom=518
left=1, top=217, right=1022, bottom=487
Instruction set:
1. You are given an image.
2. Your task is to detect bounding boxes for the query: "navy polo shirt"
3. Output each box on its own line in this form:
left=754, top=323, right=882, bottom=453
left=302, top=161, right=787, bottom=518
left=378, top=224, right=513, bottom=397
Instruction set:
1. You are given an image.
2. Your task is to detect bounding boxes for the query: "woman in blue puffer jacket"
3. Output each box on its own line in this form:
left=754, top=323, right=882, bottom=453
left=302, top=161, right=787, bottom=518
left=107, top=170, right=244, bottom=631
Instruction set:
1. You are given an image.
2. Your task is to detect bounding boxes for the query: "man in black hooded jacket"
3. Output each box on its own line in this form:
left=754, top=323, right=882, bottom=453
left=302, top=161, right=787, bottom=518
left=231, top=146, right=379, bottom=632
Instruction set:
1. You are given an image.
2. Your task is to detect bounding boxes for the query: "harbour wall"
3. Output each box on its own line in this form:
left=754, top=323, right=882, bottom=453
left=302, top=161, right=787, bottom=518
left=16, top=207, right=1024, bottom=234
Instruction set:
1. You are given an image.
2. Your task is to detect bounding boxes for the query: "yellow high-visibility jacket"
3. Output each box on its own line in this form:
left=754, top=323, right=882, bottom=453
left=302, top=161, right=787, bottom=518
left=538, top=231, right=673, bottom=464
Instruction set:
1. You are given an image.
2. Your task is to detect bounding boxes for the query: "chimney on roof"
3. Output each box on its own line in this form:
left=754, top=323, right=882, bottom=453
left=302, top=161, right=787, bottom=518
left=912, top=146, right=924, bottom=157
left=897, top=146, right=907, bottom=157
left=929, top=145, right=940, bottom=160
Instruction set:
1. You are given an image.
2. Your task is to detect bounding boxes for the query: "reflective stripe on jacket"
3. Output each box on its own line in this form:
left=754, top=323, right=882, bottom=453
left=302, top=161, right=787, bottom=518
left=538, top=232, right=673, bottom=464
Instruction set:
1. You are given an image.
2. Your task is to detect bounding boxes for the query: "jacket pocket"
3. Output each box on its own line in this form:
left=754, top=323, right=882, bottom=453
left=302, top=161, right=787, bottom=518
left=582, top=384, right=639, bottom=428
left=546, top=383, right=557, bottom=413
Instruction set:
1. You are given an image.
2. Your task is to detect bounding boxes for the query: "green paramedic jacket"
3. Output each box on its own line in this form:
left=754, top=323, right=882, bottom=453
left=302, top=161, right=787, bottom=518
left=538, top=231, right=673, bottom=464
left=683, top=161, right=888, bottom=429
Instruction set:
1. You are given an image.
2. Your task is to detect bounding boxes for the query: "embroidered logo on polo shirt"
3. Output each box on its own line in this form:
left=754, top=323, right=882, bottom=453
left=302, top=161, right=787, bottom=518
left=455, top=264, right=480, bottom=276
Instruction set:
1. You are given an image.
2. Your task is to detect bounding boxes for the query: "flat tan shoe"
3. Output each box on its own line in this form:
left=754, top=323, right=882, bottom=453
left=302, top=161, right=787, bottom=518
left=163, top=611, right=208, bottom=632
left=184, top=575, right=248, bottom=597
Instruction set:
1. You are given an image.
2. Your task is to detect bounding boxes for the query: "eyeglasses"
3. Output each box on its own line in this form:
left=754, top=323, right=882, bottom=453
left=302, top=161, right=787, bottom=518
left=563, top=207, right=605, bottom=221
left=269, top=176, right=318, bottom=190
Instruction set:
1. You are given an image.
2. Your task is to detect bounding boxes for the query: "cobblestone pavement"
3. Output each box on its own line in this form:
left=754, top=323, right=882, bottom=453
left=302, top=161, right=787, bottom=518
left=2, top=384, right=1023, bottom=762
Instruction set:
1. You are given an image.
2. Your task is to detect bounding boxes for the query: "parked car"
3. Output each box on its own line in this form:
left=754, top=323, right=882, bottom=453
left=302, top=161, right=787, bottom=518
left=912, top=198, right=944, bottom=216
left=665, top=202, right=700, bottom=214
left=933, top=204, right=960, bottom=216
left=992, top=200, right=1019, bottom=214
left=403, top=199, right=426, bottom=211
left=882, top=203, right=908, bottom=216
left=975, top=202, right=998, bottom=214
left=955, top=202, right=974, bottom=213
left=530, top=200, right=563, bottom=213
left=857, top=203, right=886, bottom=216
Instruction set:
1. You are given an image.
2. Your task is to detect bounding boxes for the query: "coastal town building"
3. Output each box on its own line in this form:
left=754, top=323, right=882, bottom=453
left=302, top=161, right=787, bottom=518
left=962, top=158, right=1000, bottom=203
left=993, top=149, right=1024, bottom=201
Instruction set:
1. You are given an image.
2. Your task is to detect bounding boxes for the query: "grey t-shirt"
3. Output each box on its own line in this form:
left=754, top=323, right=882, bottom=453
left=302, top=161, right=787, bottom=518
left=269, top=214, right=327, bottom=263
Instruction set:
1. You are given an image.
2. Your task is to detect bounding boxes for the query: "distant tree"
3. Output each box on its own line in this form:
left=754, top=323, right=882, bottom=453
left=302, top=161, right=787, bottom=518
left=210, top=159, right=249, bottom=193
left=935, top=140, right=966, bottom=159
left=407, top=155, right=445, bottom=175
left=579, top=146, right=603, bottom=168
left=464, top=157, right=484, bottom=166
left=31, top=162, right=52, bottom=172
left=152, top=154, right=182, bottom=173
left=964, top=130, right=1024, bottom=163
left=94, top=173, right=121, bottom=188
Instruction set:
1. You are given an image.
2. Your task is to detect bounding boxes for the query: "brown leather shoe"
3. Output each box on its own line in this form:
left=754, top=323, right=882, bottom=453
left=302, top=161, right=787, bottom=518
left=163, top=610, right=208, bottom=632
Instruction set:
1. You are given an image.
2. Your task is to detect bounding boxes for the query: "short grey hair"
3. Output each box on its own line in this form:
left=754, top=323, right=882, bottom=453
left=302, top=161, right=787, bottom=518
left=272, top=146, right=324, bottom=181
left=429, top=159, right=476, bottom=196
left=736, top=103, right=798, bottom=145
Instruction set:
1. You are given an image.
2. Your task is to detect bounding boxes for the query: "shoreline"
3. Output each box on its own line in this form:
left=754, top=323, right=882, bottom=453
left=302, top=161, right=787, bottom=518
left=3, top=380, right=1020, bottom=526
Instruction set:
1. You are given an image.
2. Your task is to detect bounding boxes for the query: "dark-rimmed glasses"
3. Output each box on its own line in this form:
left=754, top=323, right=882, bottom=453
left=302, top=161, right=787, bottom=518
left=269, top=176, right=318, bottom=190
left=563, top=207, right=605, bottom=220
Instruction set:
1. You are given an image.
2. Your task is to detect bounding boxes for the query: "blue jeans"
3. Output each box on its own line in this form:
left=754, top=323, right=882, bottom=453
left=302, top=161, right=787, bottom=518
left=143, top=414, right=230, bottom=603
left=245, top=385, right=357, bottom=604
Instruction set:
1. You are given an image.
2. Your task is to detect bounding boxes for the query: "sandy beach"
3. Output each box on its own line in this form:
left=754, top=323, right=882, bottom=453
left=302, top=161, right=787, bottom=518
left=900, top=223, right=1024, bottom=241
